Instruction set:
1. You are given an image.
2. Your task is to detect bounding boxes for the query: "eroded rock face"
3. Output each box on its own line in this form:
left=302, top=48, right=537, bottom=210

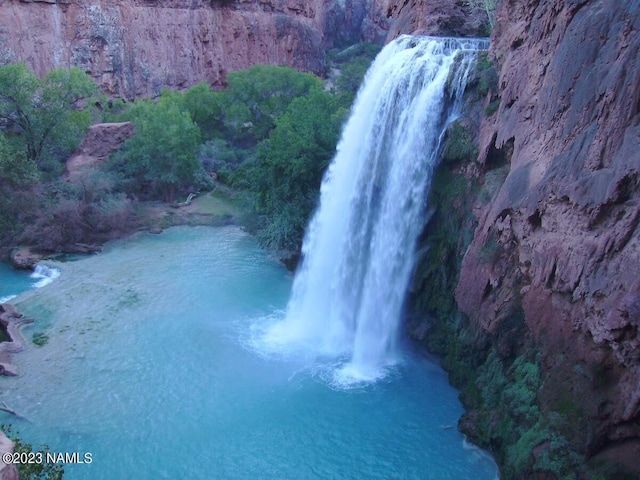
left=0, top=0, right=327, bottom=97
left=456, top=0, right=640, bottom=464
left=0, top=0, right=396, bottom=97
left=324, top=0, right=392, bottom=45
left=65, top=122, right=135, bottom=178
left=385, top=0, right=489, bottom=40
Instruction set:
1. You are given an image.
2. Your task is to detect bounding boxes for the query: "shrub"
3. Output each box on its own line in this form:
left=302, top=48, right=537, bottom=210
left=114, top=102, right=203, bottom=202
left=441, top=121, right=478, bottom=164
left=484, top=99, right=500, bottom=116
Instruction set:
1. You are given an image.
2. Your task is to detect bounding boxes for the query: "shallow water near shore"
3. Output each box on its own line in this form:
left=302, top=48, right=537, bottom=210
left=1, top=226, right=497, bottom=479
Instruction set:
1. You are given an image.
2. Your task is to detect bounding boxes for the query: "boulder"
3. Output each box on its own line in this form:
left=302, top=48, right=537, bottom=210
left=10, top=247, right=43, bottom=270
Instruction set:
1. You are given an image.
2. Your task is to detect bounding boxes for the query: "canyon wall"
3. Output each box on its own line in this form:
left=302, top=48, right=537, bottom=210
left=0, top=0, right=393, bottom=98
left=461, top=0, right=640, bottom=462
left=402, top=0, right=639, bottom=477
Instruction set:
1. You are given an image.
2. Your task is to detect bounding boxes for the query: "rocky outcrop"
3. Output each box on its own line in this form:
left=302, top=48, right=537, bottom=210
left=385, top=0, right=489, bottom=40
left=445, top=0, right=640, bottom=477
left=0, top=303, right=32, bottom=356
left=324, top=0, right=392, bottom=46
left=10, top=247, right=44, bottom=270
left=65, top=122, right=135, bottom=178
left=0, top=0, right=396, bottom=98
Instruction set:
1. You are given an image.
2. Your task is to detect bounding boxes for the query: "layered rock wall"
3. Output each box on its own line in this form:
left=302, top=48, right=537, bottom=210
left=0, top=0, right=326, bottom=97
left=385, top=0, right=489, bottom=39
left=390, top=0, right=640, bottom=476
left=0, top=0, right=393, bottom=98
left=458, top=0, right=640, bottom=455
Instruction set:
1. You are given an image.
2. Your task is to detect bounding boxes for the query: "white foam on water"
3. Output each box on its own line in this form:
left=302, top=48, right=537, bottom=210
left=30, top=264, right=61, bottom=288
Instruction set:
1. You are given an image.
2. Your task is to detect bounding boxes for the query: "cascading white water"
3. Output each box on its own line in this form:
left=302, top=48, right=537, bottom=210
left=31, top=264, right=61, bottom=288
left=265, top=35, right=489, bottom=383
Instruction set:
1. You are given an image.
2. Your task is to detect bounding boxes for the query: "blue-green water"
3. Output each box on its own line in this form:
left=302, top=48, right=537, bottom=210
left=0, top=262, right=59, bottom=303
left=1, top=227, right=497, bottom=479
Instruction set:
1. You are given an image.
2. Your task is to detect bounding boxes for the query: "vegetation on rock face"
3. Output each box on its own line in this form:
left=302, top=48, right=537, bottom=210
left=407, top=56, right=593, bottom=479
left=464, top=0, right=498, bottom=31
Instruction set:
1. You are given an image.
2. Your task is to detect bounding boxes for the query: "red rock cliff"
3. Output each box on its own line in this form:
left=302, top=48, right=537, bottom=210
left=0, top=0, right=394, bottom=98
left=453, top=0, right=640, bottom=470
left=385, top=0, right=489, bottom=39
left=0, top=0, right=327, bottom=97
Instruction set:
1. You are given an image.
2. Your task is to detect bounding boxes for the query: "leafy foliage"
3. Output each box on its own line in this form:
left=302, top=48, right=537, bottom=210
left=114, top=101, right=204, bottom=202
left=243, top=90, right=347, bottom=250
left=441, top=121, right=478, bottom=164
left=0, top=133, right=40, bottom=242
left=0, top=63, right=96, bottom=168
left=329, top=43, right=381, bottom=101
left=220, top=65, right=324, bottom=147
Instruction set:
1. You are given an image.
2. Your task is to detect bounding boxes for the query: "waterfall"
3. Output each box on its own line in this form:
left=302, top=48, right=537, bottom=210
left=264, top=35, right=489, bottom=383
left=31, top=264, right=61, bottom=288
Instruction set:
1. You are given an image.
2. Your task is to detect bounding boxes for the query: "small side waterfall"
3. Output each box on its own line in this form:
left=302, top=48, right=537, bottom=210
left=265, top=35, right=489, bottom=383
left=31, top=264, right=61, bottom=288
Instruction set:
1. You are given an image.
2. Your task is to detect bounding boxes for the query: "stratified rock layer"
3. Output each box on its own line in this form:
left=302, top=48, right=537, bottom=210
left=454, top=0, right=640, bottom=468
left=0, top=0, right=325, bottom=97
left=0, top=0, right=396, bottom=97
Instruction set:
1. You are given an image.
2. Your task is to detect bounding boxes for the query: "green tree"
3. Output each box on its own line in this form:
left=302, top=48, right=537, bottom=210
left=221, top=65, right=324, bottom=146
left=177, top=83, right=224, bottom=140
left=335, top=56, right=370, bottom=95
left=249, top=90, right=347, bottom=249
left=116, top=102, right=203, bottom=202
left=0, top=133, right=40, bottom=242
left=0, top=133, right=39, bottom=187
left=0, top=63, right=96, bottom=168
